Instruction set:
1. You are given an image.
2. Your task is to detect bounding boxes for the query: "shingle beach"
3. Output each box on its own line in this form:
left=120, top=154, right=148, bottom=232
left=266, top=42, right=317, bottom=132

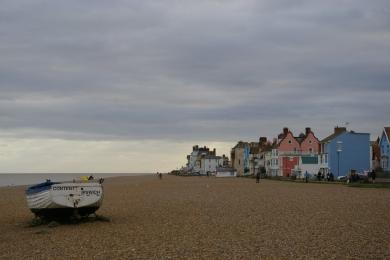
left=0, top=175, right=389, bottom=259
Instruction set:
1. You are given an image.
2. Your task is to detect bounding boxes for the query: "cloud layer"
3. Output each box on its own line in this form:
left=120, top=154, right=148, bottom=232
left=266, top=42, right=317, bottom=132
left=0, top=1, right=389, bottom=171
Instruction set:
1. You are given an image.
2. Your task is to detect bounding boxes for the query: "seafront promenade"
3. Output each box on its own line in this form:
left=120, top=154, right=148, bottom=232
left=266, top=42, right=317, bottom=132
left=0, top=175, right=389, bottom=259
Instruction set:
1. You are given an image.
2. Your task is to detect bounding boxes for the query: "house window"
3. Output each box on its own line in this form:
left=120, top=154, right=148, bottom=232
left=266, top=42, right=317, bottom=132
left=382, top=158, right=388, bottom=169
left=309, top=140, right=312, bottom=144
left=309, top=148, right=313, bottom=153
left=288, top=140, right=292, bottom=144
left=238, top=159, right=240, bottom=165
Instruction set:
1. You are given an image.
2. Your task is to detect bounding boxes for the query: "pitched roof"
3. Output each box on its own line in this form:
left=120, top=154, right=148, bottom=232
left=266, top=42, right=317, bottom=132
left=279, top=128, right=318, bottom=145
left=320, top=127, right=347, bottom=143
left=385, top=127, right=390, bottom=142
left=278, top=131, right=299, bottom=146
left=300, top=130, right=320, bottom=144
left=277, top=127, right=290, bottom=144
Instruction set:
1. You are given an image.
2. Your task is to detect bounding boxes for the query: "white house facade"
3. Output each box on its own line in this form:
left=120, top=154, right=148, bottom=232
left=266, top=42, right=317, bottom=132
left=200, top=155, right=223, bottom=175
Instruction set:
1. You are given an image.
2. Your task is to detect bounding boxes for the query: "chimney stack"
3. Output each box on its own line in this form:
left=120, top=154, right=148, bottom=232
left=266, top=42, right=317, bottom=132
left=283, top=127, right=289, bottom=135
left=334, top=126, right=347, bottom=134
left=305, top=127, right=311, bottom=135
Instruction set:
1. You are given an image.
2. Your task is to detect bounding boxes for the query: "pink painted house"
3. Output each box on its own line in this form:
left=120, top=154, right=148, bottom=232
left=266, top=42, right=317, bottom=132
left=278, top=128, right=300, bottom=177
left=277, top=127, right=320, bottom=177
left=278, top=128, right=300, bottom=153
left=300, top=128, right=320, bottom=154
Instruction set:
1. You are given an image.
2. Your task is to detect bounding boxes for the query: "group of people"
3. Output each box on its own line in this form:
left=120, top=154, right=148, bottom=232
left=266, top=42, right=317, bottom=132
left=303, top=171, right=334, bottom=183
left=315, top=171, right=334, bottom=182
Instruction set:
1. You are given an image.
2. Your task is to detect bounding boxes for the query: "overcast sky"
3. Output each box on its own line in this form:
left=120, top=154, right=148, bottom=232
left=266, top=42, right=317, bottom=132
left=1, top=0, right=389, bottom=173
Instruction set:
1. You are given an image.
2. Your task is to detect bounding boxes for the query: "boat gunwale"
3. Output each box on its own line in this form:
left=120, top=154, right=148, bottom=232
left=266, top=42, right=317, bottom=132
left=26, top=180, right=103, bottom=195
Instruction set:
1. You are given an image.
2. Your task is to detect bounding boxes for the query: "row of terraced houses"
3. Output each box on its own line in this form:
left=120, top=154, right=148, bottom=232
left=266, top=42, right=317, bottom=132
left=230, top=127, right=390, bottom=178
left=183, top=127, right=390, bottom=178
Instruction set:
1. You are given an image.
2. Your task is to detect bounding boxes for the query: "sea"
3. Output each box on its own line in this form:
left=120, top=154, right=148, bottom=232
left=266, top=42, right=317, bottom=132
left=0, top=173, right=150, bottom=187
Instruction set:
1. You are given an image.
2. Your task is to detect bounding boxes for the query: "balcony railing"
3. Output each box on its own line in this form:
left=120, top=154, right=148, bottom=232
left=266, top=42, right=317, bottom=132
left=278, top=151, right=319, bottom=156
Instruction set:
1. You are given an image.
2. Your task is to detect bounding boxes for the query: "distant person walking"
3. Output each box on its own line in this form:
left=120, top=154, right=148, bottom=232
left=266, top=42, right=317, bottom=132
left=256, top=171, right=260, bottom=183
left=159, top=172, right=163, bottom=180
left=305, top=171, right=308, bottom=183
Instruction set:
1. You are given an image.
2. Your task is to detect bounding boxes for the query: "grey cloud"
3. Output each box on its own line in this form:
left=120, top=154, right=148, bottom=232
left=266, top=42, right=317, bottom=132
left=0, top=0, right=389, bottom=142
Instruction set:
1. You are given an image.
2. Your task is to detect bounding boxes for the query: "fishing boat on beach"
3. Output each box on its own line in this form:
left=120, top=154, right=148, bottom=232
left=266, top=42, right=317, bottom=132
left=26, top=177, right=104, bottom=218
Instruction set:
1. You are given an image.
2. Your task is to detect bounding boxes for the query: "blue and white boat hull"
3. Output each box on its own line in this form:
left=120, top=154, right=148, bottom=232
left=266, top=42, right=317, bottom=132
left=26, top=181, right=104, bottom=217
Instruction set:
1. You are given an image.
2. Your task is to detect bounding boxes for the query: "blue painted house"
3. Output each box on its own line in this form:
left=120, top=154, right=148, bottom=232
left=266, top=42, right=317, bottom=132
left=320, top=127, right=370, bottom=178
left=379, top=127, right=390, bottom=171
left=231, top=141, right=251, bottom=176
left=243, top=145, right=250, bottom=175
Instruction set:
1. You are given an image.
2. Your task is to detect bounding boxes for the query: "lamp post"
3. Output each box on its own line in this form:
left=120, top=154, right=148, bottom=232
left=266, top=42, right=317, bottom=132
left=337, top=141, right=343, bottom=178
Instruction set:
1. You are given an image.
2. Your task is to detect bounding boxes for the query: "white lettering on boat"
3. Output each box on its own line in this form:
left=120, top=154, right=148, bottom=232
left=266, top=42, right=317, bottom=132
left=52, top=186, right=78, bottom=191
left=51, top=186, right=101, bottom=196
left=81, top=190, right=100, bottom=196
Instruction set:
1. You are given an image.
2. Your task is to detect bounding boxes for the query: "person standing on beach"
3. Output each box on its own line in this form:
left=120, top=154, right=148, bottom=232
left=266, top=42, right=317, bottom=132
left=256, top=171, right=260, bottom=183
left=305, top=171, right=308, bottom=183
left=371, top=169, right=376, bottom=183
left=329, top=171, right=334, bottom=181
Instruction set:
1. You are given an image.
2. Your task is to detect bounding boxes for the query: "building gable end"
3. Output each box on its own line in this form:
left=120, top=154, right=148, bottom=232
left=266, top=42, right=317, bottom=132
left=384, top=127, right=390, bottom=144
left=278, top=132, right=300, bottom=151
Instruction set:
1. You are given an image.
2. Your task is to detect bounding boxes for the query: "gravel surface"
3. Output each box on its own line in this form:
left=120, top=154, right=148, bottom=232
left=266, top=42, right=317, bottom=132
left=0, top=175, right=389, bottom=259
